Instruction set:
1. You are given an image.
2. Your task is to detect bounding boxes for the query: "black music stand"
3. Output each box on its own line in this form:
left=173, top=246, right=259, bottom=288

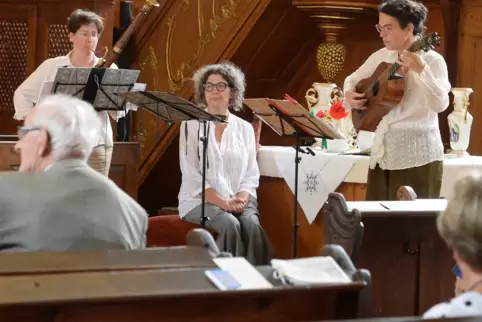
left=243, top=97, right=344, bottom=258
left=116, top=91, right=226, bottom=228
left=52, top=67, right=140, bottom=111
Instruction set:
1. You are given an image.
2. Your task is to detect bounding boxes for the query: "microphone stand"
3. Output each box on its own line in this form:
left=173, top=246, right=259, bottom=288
left=292, top=138, right=315, bottom=258
left=200, top=120, right=209, bottom=229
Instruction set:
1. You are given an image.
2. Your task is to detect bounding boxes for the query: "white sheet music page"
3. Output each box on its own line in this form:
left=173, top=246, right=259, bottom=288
left=37, top=81, right=54, bottom=103
left=212, top=257, right=273, bottom=290
left=271, top=256, right=351, bottom=285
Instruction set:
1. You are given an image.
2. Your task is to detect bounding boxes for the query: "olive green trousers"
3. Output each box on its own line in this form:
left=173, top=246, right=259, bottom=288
left=365, top=161, right=443, bottom=201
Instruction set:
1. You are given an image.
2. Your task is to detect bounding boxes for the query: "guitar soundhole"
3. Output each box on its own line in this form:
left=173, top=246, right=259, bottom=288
left=372, top=80, right=380, bottom=97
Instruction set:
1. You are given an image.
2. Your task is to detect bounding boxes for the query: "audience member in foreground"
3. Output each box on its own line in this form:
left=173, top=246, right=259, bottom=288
left=178, top=62, right=273, bottom=265
left=0, top=94, right=147, bottom=251
left=424, top=173, right=482, bottom=318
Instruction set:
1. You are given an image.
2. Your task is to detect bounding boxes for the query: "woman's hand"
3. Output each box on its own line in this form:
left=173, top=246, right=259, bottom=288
left=227, top=197, right=246, bottom=213
left=219, top=197, right=244, bottom=213
left=345, top=91, right=367, bottom=110
left=397, top=50, right=426, bottom=74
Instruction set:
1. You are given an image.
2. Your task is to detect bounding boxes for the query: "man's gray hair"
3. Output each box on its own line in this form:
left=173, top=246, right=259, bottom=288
left=192, top=61, right=246, bottom=111
left=33, top=94, right=101, bottom=161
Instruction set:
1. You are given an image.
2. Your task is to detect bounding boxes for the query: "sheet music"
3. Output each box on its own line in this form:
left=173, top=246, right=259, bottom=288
left=271, top=256, right=351, bottom=285
left=117, top=91, right=225, bottom=122
left=53, top=68, right=140, bottom=110
left=54, top=67, right=90, bottom=97
left=243, top=98, right=344, bottom=139
left=213, top=257, right=273, bottom=290
left=243, top=99, right=276, bottom=115
left=37, top=81, right=54, bottom=103
left=93, top=68, right=140, bottom=110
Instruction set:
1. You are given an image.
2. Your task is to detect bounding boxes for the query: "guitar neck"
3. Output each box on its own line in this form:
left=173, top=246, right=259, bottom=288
left=385, top=41, right=422, bottom=78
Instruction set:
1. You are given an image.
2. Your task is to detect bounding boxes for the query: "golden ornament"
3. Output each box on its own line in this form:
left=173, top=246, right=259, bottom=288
left=316, top=43, right=346, bottom=83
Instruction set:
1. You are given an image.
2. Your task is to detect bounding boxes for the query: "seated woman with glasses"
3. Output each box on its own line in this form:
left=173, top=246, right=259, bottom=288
left=178, top=62, right=273, bottom=265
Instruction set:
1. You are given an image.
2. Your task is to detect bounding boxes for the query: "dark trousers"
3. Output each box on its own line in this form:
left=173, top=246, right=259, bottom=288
left=365, top=161, right=443, bottom=201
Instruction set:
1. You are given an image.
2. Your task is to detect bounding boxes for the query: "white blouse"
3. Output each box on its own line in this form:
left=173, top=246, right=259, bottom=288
left=13, top=52, right=133, bottom=147
left=343, top=47, right=451, bottom=170
left=423, top=291, right=482, bottom=318
left=178, top=113, right=260, bottom=218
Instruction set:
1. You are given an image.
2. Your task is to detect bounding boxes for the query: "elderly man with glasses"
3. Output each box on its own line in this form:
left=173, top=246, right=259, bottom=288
left=0, top=94, right=147, bottom=252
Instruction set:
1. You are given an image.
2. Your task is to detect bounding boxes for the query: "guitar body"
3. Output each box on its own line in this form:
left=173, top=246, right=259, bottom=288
left=351, top=62, right=405, bottom=132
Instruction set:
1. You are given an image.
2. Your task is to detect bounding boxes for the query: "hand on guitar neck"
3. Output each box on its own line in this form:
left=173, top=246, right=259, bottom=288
left=397, top=50, right=426, bottom=74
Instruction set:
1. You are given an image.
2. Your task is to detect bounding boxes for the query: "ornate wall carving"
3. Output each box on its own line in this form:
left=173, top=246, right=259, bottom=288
left=134, top=0, right=247, bottom=166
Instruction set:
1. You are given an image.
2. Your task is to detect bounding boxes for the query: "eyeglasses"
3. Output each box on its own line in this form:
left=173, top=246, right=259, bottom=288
left=17, top=126, right=41, bottom=140
left=375, top=24, right=392, bottom=33
left=203, top=82, right=229, bottom=92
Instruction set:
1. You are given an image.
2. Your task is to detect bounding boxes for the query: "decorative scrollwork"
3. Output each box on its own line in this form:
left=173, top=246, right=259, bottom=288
left=137, top=46, right=160, bottom=150
left=165, top=0, right=239, bottom=92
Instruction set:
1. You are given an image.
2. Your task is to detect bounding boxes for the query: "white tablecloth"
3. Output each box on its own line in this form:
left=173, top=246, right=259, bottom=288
left=258, top=146, right=482, bottom=224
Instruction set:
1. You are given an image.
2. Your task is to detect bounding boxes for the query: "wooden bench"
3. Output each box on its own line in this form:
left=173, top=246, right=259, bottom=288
left=0, top=246, right=216, bottom=276
left=324, top=193, right=451, bottom=317
left=0, top=265, right=366, bottom=321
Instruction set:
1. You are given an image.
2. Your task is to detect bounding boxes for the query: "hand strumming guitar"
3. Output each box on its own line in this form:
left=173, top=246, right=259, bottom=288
left=345, top=91, right=368, bottom=110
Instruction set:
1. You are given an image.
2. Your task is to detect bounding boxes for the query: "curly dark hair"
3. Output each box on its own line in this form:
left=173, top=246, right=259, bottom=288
left=379, top=0, right=428, bottom=35
left=192, top=61, right=246, bottom=111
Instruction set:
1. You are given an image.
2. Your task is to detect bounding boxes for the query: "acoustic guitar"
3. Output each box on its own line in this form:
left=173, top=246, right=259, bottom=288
left=351, top=32, right=441, bottom=132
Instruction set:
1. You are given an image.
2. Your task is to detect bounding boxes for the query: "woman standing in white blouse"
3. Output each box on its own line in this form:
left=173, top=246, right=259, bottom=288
left=343, top=0, right=451, bottom=200
left=13, top=9, right=128, bottom=176
left=178, top=62, right=273, bottom=265
left=423, top=173, right=482, bottom=318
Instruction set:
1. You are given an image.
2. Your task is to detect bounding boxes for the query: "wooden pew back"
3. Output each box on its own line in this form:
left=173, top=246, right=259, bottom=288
left=0, top=246, right=215, bottom=276
left=0, top=266, right=366, bottom=321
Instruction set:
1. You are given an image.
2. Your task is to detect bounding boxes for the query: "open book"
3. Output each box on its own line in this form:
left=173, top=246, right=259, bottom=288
left=271, top=256, right=351, bottom=285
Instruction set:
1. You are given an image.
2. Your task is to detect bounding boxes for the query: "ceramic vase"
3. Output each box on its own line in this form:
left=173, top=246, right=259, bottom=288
left=448, top=88, right=473, bottom=156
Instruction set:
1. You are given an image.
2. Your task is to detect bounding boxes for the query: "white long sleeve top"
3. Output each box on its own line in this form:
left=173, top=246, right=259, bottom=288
left=13, top=51, right=133, bottom=147
left=423, top=291, right=482, bottom=318
left=343, top=47, right=451, bottom=170
left=178, top=113, right=260, bottom=218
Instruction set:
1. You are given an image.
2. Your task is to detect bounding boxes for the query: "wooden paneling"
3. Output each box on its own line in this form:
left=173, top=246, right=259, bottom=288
left=257, top=178, right=361, bottom=259
left=0, top=142, right=140, bottom=200
left=0, top=0, right=115, bottom=135
left=456, top=0, right=482, bottom=155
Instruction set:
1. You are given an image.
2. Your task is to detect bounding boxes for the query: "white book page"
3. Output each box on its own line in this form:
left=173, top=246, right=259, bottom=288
left=213, top=257, right=273, bottom=290
left=271, top=256, right=351, bottom=285
left=37, top=81, right=54, bottom=103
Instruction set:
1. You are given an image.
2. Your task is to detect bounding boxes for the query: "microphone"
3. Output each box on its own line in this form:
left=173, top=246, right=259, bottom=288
left=186, top=228, right=232, bottom=258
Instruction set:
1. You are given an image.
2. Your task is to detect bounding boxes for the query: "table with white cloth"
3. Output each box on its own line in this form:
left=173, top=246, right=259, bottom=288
left=256, top=146, right=482, bottom=259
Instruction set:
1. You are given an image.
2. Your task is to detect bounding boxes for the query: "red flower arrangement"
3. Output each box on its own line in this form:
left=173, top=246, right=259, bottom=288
left=330, top=99, right=348, bottom=120
left=315, top=98, right=348, bottom=121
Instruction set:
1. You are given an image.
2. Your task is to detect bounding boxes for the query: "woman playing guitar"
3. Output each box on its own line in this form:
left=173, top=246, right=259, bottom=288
left=343, top=0, right=451, bottom=200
